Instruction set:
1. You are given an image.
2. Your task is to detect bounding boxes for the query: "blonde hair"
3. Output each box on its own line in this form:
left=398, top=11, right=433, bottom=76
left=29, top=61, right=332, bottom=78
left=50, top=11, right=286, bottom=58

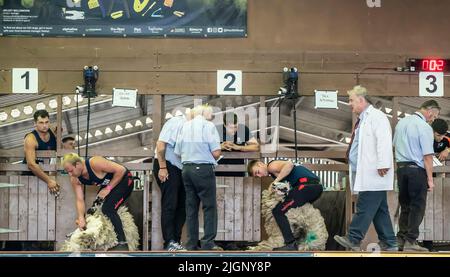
left=347, top=85, right=372, bottom=104
left=62, top=153, right=84, bottom=167
left=192, top=104, right=213, bottom=119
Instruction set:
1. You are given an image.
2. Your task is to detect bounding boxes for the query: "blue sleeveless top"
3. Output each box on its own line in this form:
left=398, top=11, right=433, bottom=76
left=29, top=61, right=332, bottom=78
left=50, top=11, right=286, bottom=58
left=23, top=129, right=57, bottom=164
left=77, top=158, right=114, bottom=187
left=269, top=161, right=320, bottom=186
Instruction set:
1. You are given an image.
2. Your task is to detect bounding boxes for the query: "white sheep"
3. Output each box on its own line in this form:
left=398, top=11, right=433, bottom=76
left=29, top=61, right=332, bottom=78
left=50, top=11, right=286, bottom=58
left=60, top=206, right=139, bottom=252
left=249, top=184, right=328, bottom=251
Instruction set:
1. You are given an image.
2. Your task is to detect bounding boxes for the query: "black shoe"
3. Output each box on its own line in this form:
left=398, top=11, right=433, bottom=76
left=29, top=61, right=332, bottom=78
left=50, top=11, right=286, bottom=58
left=110, top=242, right=129, bottom=251
left=273, top=241, right=298, bottom=251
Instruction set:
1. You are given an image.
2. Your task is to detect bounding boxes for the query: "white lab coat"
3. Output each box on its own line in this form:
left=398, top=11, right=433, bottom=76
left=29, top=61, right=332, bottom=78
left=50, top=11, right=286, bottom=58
left=350, top=105, right=394, bottom=193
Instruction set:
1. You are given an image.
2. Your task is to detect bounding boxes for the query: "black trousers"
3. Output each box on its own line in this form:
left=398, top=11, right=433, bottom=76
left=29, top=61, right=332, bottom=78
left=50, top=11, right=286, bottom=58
left=182, top=164, right=217, bottom=250
left=153, top=160, right=186, bottom=247
left=272, top=183, right=323, bottom=244
left=397, top=165, right=428, bottom=242
left=101, top=171, right=134, bottom=242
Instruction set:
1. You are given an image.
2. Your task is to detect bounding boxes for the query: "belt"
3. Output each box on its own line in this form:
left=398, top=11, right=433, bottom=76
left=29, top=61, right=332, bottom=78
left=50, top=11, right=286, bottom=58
left=397, top=162, right=419, bottom=169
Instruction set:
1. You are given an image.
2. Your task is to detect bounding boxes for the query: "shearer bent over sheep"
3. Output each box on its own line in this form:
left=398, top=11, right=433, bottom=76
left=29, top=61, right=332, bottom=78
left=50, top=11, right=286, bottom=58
left=248, top=159, right=324, bottom=251
left=62, top=153, right=135, bottom=251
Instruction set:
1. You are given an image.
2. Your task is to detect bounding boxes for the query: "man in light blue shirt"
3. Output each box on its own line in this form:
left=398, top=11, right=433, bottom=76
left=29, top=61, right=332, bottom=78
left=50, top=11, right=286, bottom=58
left=393, top=100, right=440, bottom=252
left=174, top=105, right=222, bottom=250
left=153, top=113, right=186, bottom=251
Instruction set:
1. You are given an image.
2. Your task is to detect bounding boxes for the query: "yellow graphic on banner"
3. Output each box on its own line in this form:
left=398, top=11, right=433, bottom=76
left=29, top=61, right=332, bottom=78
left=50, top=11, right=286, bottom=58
left=134, top=0, right=150, bottom=13
left=88, top=0, right=100, bottom=9
left=111, top=11, right=124, bottom=19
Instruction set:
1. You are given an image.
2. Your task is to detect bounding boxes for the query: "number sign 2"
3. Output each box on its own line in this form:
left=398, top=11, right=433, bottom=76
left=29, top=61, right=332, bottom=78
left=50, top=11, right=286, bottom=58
left=217, top=70, right=242, bottom=95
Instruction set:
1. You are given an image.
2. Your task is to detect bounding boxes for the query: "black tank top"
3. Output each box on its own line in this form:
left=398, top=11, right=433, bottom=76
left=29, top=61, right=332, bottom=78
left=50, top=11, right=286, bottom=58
left=77, top=158, right=115, bottom=187
left=268, top=160, right=320, bottom=186
left=22, top=129, right=57, bottom=164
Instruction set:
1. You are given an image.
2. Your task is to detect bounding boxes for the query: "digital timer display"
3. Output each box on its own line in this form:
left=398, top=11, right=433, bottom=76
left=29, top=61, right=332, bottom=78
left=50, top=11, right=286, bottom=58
left=408, top=58, right=450, bottom=72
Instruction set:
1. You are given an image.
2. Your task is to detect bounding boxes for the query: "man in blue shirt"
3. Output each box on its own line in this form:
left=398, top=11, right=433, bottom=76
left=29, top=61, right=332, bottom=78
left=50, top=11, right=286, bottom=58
left=393, top=100, right=440, bottom=252
left=175, top=105, right=222, bottom=250
left=153, top=112, right=186, bottom=251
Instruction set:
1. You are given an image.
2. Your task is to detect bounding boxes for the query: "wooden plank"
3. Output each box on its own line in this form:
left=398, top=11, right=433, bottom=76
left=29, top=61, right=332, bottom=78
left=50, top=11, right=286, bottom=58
left=0, top=176, right=9, bottom=240
left=142, top=174, right=149, bottom=251
left=224, top=177, right=235, bottom=241
left=233, top=177, right=244, bottom=241
left=27, top=177, right=38, bottom=240
left=433, top=177, right=443, bottom=241
left=37, top=175, right=48, bottom=240
left=243, top=177, right=254, bottom=241
left=46, top=178, right=56, bottom=240
left=444, top=178, right=450, bottom=241
left=151, top=176, right=163, bottom=250
left=8, top=176, right=19, bottom=240
left=252, top=178, right=261, bottom=241
left=424, top=183, right=434, bottom=241
left=215, top=177, right=225, bottom=241
left=18, top=176, right=29, bottom=240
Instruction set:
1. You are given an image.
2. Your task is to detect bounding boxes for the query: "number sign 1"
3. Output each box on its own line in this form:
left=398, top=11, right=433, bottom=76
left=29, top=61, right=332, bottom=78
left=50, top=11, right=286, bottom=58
left=419, top=71, right=443, bottom=97
left=12, top=68, right=39, bottom=94
left=217, top=70, right=242, bottom=95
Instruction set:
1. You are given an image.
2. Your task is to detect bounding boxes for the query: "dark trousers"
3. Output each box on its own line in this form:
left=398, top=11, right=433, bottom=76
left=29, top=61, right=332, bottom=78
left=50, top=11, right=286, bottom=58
left=153, top=160, right=186, bottom=247
left=397, top=166, right=428, bottom=242
left=272, top=183, right=323, bottom=244
left=348, top=190, right=397, bottom=247
left=101, top=171, right=134, bottom=242
left=182, top=164, right=217, bottom=250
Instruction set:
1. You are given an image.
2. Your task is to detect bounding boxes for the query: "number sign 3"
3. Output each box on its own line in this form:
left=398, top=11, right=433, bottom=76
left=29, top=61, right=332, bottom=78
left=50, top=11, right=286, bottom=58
left=419, top=71, right=443, bottom=97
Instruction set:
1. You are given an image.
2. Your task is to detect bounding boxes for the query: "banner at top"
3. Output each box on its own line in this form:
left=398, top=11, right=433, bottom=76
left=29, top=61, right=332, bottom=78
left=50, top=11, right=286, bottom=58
left=0, top=0, right=247, bottom=38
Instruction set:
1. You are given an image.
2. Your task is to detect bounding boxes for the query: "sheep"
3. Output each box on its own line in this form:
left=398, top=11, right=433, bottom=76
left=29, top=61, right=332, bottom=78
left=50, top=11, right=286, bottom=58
left=60, top=205, right=139, bottom=252
left=248, top=183, right=328, bottom=251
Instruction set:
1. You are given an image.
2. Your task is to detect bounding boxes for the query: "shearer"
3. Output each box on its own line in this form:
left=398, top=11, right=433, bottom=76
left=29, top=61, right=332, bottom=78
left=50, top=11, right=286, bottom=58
left=62, top=153, right=134, bottom=251
left=248, top=159, right=323, bottom=251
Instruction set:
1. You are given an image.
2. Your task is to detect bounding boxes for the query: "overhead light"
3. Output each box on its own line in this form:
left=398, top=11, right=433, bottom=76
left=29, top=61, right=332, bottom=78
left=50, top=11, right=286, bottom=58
left=145, top=117, right=153, bottom=126
left=105, top=127, right=113, bottom=135
left=165, top=113, right=173, bottom=119
left=36, top=102, right=46, bottom=110
left=125, top=122, right=133, bottom=129
left=62, top=96, right=72, bottom=106
left=94, top=130, right=103, bottom=137
left=385, top=107, right=392, bottom=114
left=11, top=109, right=21, bottom=118
left=344, top=137, right=351, bottom=144
left=175, top=110, right=184, bottom=117
left=49, top=99, right=58, bottom=109
left=0, top=112, right=8, bottom=121
left=135, top=120, right=143, bottom=127
left=75, top=135, right=83, bottom=141
left=23, top=105, right=33, bottom=115
left=115, top=125, right=123, bottom=132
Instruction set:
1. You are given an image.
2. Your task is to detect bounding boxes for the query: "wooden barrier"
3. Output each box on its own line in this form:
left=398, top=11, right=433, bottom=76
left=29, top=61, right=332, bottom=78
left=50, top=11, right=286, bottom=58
left=0, top=175, right=56, bottom=241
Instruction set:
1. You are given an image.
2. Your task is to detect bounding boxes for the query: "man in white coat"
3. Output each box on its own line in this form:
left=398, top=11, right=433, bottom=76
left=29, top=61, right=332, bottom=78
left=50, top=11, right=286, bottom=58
left=334, top=85, right=397, bottom=251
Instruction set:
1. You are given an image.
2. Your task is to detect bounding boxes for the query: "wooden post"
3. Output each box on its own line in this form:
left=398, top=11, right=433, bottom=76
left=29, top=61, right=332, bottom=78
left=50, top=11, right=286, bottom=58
left=56, top=96, right=63, bottom=153
left=392, top=97, right=399, bottom=128
left=152, top=95, right=164, bottom=150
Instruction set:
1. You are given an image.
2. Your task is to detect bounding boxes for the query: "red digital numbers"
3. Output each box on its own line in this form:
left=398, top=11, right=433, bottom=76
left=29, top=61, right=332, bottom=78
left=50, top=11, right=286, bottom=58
left=422, top=59, right=445, bottom=71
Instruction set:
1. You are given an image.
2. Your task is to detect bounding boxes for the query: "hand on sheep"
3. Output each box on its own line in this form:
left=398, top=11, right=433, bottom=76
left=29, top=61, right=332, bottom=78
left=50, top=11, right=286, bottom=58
left=97, top=187, right=111, bottom=199
left=76, top=217, right=86, bottom=231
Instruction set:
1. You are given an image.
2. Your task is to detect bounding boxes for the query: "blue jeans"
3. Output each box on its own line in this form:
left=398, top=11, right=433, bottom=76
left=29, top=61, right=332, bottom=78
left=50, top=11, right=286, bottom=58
left=348, top=190, right=397, bottom=248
